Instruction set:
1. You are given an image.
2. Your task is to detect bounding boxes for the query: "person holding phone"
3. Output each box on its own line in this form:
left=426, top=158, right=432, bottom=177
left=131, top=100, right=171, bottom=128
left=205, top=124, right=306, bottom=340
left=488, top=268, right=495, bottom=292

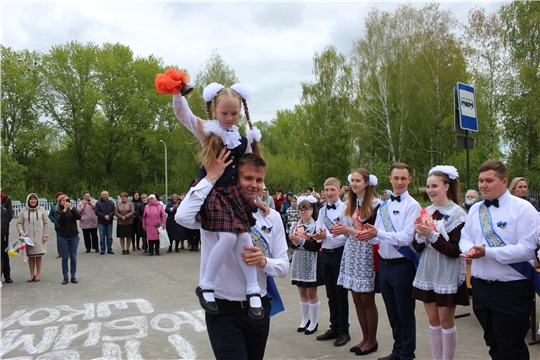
left=77, top=192, right=98, bottom=253
left=55, top=195, right=81, bottom=284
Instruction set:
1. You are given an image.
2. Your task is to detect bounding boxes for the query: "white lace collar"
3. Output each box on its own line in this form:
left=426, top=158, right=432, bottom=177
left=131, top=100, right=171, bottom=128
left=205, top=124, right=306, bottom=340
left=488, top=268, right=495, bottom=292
left=356, top=197, right=381, bottom=207
left=429, top=201, right=457, bottom=214
left=202, top=120, right=241, bottom=149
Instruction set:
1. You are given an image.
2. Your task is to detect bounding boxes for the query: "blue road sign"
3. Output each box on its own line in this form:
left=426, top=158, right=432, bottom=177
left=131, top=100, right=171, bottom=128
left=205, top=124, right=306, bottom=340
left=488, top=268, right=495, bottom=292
left=457, top=82, right=478, bottom=132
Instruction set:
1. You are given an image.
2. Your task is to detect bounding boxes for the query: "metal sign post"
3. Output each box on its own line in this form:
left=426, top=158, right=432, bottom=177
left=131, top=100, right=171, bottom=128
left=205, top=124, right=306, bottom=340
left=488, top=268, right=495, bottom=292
left=454, top=83, right=478, bottom=189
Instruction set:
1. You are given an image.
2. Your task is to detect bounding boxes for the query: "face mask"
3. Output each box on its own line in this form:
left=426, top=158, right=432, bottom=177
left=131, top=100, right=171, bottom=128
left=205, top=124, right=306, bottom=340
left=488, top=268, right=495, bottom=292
left=465, top=199, right=476, bottom=206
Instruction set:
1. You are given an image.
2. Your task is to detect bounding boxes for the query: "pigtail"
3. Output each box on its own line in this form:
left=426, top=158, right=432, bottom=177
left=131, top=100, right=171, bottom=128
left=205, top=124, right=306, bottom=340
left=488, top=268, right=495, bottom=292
left=199, top=99, right=223, bottom=167
left=242, top=98, right=262, bottom=157
left=205, top=101, right=213, bottom=120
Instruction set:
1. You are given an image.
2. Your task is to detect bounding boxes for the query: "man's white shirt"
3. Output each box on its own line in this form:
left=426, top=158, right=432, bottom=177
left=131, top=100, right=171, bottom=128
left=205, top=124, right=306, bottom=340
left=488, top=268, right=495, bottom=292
left=316, top=200, right=347, bottom=249
left=369, top=191, right=421, bottom=259
left=459, top=190, right=540, bottom=282
left=176, top=178, right=289, bottom=301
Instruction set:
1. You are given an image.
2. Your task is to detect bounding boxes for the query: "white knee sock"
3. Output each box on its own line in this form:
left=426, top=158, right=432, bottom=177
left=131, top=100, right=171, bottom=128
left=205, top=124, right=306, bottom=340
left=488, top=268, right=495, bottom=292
left=442, top=326, right=457, bottom=360
left=306, top=301, right=320, bottom=331
left=233, top=233, right=260, bottom=295
left=200, top=232, right=236, bottom=290
left=429, top=324, right=443, bottom=360
left=299, top=301, right=309, bottom=328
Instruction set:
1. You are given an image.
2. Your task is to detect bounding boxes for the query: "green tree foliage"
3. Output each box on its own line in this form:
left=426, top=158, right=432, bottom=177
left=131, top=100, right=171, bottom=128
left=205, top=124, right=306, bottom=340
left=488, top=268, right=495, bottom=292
left=3, top=2, right=540, bottom=200
left=350, top=4, right=473, bottom=190
left=300, top=46, right=353, bottom=186
left=461, top=6, right=510, bottom=159
left=500, top=1, right=540, bottom=189
left=1, top=46, right=53, bottom=166
left=0, top=148, right=27, bottom=199
left=257, top=107, right=310, bottom=193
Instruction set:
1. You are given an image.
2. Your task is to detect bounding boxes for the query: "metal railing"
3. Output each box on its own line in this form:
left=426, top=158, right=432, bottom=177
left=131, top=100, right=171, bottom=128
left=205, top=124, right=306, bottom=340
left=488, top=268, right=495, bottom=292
left=12, top=200, right=78, bottom=218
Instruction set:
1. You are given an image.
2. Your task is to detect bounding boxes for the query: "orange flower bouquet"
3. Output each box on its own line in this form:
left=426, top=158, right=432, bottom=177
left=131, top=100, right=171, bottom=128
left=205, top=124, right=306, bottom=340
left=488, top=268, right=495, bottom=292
left=155, top=68, right=191, bottom=95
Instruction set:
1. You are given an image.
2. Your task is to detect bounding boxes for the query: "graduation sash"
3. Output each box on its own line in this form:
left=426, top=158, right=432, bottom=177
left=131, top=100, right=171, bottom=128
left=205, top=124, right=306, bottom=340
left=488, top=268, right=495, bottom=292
left=478, top=203, right=540, bottom=296
left=379, top=201, right=419, bottom=268
left=250, top=225, right=285, bottom=316
left=321, top=206, right=338, bottom=233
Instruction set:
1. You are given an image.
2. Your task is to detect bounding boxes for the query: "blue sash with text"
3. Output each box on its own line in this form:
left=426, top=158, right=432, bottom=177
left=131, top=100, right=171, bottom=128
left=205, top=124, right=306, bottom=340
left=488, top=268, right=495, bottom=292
left=379, top=201, right=419, bottom=268
left=321, top=206, right=338, bottom=234
left=478, top=203, right=540, bottom=296
left=250, top=226, right=285, bottom=316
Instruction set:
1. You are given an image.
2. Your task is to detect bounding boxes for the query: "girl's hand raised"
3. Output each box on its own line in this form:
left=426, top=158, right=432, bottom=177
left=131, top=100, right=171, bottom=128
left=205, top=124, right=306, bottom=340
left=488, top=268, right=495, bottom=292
left=204, top=146, right=232, bottom=185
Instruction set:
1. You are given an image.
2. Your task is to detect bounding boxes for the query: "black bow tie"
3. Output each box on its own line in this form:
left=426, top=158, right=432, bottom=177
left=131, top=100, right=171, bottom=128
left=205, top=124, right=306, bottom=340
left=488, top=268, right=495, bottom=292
left=390, top=195, right=401, bottom=202
left=327, top=204, right=336, bottom=210
left=484, top=199, right=499, bottom=208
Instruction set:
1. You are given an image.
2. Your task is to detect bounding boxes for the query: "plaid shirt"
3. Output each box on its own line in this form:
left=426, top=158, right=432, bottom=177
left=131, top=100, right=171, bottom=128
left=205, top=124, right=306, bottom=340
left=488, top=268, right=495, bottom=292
left=285, top=206, right=300, bottom=234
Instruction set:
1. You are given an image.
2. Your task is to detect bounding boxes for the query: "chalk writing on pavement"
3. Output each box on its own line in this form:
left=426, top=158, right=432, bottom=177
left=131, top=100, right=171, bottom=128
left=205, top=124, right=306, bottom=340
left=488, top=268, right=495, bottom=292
left=1, top=298, right=206, bottom=359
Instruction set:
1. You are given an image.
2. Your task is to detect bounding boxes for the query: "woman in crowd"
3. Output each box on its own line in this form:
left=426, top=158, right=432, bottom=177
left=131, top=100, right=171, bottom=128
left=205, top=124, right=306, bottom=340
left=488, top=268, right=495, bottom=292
left=166, top=193, right=185, bottom=252
left=509, top=177, right=539, bottom=211
left=77, top=192, right=99, bottom=253
left=115, top=192, right=135, bottom=255
left=317, top=189, right=327, bottom=210
left=380, top=189, right=392, bottom=202
left=131, top=191, right=142, bottom=250
left=412, top=165, right=469, bottom=360
left=55, top=195, right=81, bottom=285
left=136, top=194, right=148, bottom=252
left=17, top=193, right=49, bottom=282
left=334, top=169, right=380, bottom=356
left=289, top=196, right=323, bottom=335
left=143, top=194, right=166, bottom=256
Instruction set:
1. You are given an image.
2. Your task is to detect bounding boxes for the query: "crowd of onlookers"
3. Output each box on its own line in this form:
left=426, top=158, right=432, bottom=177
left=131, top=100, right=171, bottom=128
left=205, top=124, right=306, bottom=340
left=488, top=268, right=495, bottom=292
left=1, top=179, right=538, bottom=287
left=0, top=188, right=202, bottom=286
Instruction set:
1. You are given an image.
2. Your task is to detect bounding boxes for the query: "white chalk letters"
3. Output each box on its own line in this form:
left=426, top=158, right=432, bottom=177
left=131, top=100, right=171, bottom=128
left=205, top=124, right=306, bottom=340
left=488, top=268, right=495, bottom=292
left=1, top=299, right=206, bottom=359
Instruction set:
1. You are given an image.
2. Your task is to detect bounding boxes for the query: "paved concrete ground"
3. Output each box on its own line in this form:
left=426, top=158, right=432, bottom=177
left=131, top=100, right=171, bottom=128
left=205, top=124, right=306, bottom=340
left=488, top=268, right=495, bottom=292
left=2, top=221, right=539, bottom=359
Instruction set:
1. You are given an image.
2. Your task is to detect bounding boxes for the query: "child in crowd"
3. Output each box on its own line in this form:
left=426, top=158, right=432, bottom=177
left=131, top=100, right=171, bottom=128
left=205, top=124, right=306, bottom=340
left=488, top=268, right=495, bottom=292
left=289, top=196, right=323, bottom=335
left=311, top=177, right=351, bottom=347
left=156, top=69, right=264, bottom=319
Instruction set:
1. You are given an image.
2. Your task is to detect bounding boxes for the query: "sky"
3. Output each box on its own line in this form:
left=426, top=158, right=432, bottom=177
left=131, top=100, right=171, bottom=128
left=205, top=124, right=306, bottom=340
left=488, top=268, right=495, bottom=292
left=1, top=0, right=510, bottom=123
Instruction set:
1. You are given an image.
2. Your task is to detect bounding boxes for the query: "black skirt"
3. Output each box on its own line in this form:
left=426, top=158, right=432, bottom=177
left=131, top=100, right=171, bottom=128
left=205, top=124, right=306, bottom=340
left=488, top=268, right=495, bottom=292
left=412, top=281, right=470, bottom=307
left=117, top=224, right=133, bottom=238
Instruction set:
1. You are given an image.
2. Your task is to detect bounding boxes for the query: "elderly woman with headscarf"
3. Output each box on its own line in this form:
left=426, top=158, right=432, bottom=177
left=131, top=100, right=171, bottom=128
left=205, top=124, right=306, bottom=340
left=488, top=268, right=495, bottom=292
left=17, top=193, right=49, bottom=282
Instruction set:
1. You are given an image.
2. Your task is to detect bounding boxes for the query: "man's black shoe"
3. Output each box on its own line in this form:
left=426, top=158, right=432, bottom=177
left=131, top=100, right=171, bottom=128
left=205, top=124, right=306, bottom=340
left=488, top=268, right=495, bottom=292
left=334, top=332, right=351, bottom=347
left=5, top=278, right=13, bottom=283
left=107, top=251, right=114, bottom=254
left=316, top=329, right=339, bottom=341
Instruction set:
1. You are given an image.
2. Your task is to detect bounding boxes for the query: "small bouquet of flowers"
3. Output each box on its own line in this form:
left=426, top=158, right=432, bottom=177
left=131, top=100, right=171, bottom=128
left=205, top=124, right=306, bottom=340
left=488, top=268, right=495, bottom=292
left=353, top=207, right=368, bottom=231
left=420, top=209, right=437, bottom=231
left=6, top=236, right=34, bottom=262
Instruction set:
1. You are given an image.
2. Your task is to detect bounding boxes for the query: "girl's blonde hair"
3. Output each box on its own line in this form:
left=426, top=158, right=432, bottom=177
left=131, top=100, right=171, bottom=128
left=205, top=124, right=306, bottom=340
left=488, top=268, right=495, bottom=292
left=199, top=87, right=261, bottom=166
